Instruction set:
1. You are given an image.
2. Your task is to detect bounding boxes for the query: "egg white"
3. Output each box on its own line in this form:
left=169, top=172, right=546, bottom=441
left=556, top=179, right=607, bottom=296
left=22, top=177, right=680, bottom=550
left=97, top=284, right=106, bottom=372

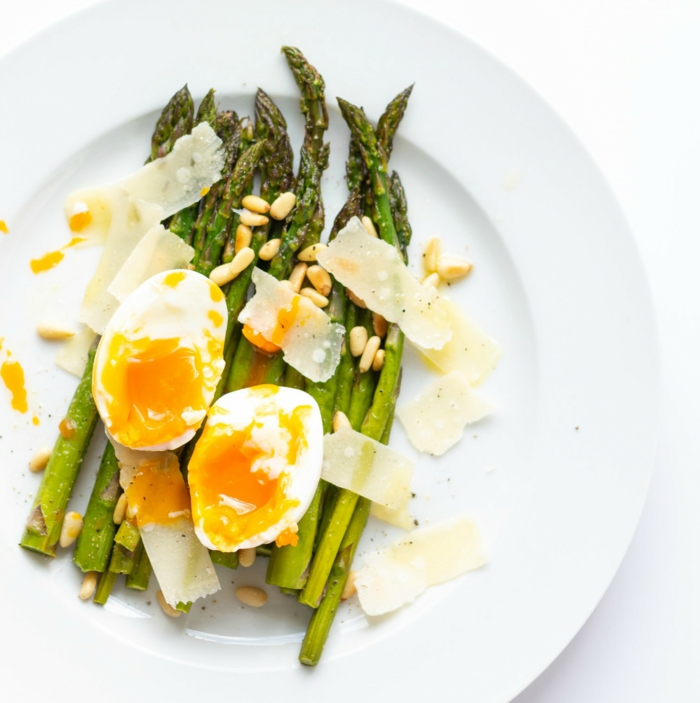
left=191, top=386, right=324, bottom=552
left=93, top=269, right=228, bottom=452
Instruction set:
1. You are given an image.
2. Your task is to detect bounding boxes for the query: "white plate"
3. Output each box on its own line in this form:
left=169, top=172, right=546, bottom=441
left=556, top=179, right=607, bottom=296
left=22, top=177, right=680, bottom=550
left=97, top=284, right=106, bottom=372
left=0, top=0, right=659, bottom=700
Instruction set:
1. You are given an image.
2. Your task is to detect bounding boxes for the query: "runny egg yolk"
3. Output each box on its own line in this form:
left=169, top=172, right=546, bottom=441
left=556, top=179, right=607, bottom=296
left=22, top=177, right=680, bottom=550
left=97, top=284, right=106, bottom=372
left=188, top=391, right=310, bottom=552
left=124, top=455, right=191, bottom=527
left=97, top=333, right=207, bottom=449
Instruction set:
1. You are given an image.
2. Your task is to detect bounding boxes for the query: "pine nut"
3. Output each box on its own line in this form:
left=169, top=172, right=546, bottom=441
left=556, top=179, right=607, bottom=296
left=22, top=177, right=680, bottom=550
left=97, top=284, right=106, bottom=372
left=349, top=326, right=368, bottom=357
left=372, top=313, right=388, bottom=338
left=288, top=262, right=307, bottom=293
left=270, top=191, right=297, bottom=220
left=186, top=263, right=196, bottom=270
left=235, top=586, right=267, bottom=607
left=78, top=571, right=98, bottom=600
left=372, top=348, right=386, bottom=372
left=422, top=272, right=441, bottom=288
left=235, top=224, right=252, bottom=253
left=113, top=493, right=128, bottom=525
left=347, top=289, right=367, bottom=309
left=423, top=237, right=441, bottom=273
left=341, top=570, right=358, bottom=601
left=241, top=195, right=270, bottom=214
left=29, top=447, right=51, bottom=473
left=299, top=287, right=329, bottom=308
left=437, top=254, right=473, bottom=281
left=306, top=265, right=332, bottom=296
left=359, top=336, right=382, bottom=373
left=259, top=238, right=281, bottom=261
left=239, top=548, right=256, bottom=568
left=126, top=502, right=138, bottom=520
left=157, top=590, right=182, bottom=617
left=332, top=411, right=351, bottom=433
left=59, top=511, right=83, bottom=548
left=361, top=216, right=379, bottom=238
left=297, top=243, right=327, bottom=262
left=36, top=322, right=75, bottom=340
left=209, top=247, right=255, bottom=285
left=239, top=211, right=269, bottom=227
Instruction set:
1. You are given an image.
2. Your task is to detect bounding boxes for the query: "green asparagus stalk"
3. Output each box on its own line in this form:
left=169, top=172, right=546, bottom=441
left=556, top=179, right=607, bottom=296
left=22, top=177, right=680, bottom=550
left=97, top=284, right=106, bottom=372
left=209, top=550, right=239, bottom=569
left=299, top=371, right=403, bottom=665
left=125, top=543, right=152, bottom=590
left=147, top=85, right=194, bottom=163
left=94, top=569, right=118, bottom=605
left=108, top=542, right=137, bottom=576
left=20, top=345, right=99, bottom=556
left=114, top=519, right=141, bottom=552
left=73, top=442, right=121, bottom=572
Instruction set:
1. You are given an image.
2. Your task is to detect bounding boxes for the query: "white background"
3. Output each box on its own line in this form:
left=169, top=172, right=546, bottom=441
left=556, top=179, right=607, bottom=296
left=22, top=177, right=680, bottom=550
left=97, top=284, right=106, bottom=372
left=1, top=0, right=697, bottom=700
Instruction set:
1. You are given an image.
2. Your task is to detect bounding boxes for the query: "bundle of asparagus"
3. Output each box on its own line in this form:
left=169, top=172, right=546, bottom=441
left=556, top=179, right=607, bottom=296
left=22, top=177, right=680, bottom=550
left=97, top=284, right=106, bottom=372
left=20, top=46, right=415, bottom=667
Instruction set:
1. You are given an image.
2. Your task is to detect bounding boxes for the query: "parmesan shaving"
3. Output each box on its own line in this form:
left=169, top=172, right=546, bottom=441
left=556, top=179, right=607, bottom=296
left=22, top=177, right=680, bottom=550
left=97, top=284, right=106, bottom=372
left=370, top=486, right=415, bottom=531
left=316, top=217, right=452, bottom=350
left=397, top=370, right=495, bottom=456
left=54, top=327, right=97, bottom=377
left=64, top=185, right=122, bottom=246
left=120, top=123, right=224, bottom=219
left=321, top=427, right=414, bottom=508
left=107, top=225, right=195, bottom=302
left=415, top=298, right=501, bottom=385
left=112, top=441, right=220, bottom=607
left=78, top=194, right=163, bottom=334
left=238, top=268, right=344, bottom=383
left=355, top=515, right=486, bottom=616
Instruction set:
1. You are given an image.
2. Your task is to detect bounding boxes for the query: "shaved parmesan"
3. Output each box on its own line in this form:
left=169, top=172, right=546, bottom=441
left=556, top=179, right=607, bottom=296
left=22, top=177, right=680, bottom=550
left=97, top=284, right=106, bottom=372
left=416, top=298, right=501, bottom=385
left=140, top=520, right=220, bottom=607
left=397, top=370, right=495, bottom=456
left=107, top=225, right=195, bottom=302
left=120, top=123, right=224, bottom=219
left=321, top=427, right=414, bottom=508
left=239, top=268, right=344, bottom=383
left=317, top=217, right=451, bottom=350
left=78, top=194, right=163, bottom=334
left=112, top=442, right=220, bottom=607
left=355, top=516, right=486, bottom=616
left=370, top=487, right=415, bottom=531
left=55, top=327, right=97, bottom=377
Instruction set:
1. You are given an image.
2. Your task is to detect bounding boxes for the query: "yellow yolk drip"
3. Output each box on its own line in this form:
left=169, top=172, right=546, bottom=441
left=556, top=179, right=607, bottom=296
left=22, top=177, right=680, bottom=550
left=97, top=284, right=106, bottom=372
left=97, top=334, right=207, bottom=448
left=210, top=284, right=225, bottom=303
left=208, top=310, right=224, bottom=328
left=1, top=359, right=28, bottom=413
left=0, top=220, right=8, bottom=234
left=30, top=237, right=85, bottom=274
left=242, top=324, right=281, bottom=354
left=125, top=456, right=191, bottom=527
left=69, top=210, right=92, bottom=232
left=271, top=296, right=301, bottom=347
left=200, top=186, right=210, bottom=197
left=275, top=526, right=299, bottom=547
left=163, top=270, right=187, bottom=288
left=188, top=404, right=310, bottom=551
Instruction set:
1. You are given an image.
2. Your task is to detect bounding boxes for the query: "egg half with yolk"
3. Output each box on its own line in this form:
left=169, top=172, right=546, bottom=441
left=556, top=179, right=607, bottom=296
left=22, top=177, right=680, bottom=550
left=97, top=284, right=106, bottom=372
left=188, top=385, right=323, bottom=552
left=93, top=269, right=228, bottom=451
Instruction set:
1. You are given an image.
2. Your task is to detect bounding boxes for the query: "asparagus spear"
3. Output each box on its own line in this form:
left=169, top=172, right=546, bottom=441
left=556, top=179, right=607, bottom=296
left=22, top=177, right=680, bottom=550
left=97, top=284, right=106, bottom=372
left=147, top=85, right=194, bottom=163
left=125, top=543, right=152, bottom=590
left=20, top=346, right=99, bottom=556
left=73, top=442, right=121, bottom=572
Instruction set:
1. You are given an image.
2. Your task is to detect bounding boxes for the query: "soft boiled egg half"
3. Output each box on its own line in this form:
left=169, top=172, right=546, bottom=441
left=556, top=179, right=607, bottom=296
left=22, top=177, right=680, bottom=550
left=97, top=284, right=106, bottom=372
left=93, top=269, right=228, bottom=451
left=188, top=385, right=323, bottom=552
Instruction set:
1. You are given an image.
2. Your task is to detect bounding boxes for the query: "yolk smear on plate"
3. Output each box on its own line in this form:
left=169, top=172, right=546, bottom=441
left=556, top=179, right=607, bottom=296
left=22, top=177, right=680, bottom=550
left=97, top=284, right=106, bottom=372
left=188, top=405, right=309, bottom=551
left=0, top=220, right=8, bottom=234
left=30, top=236, right=86, bottom=274
left=125, top=455, right=191, bottom=527
left=1, top=358, right=28, bottom=413
left=98, top=333, right=207, bottom=448
left=32, top=415, right=40, bottom=426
